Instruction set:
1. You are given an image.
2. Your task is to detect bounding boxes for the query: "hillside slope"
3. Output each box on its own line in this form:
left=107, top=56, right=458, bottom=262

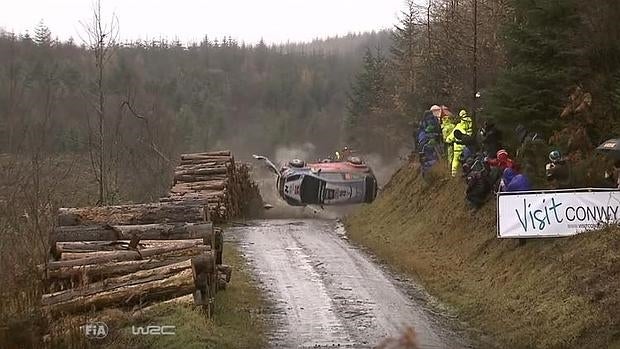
left=345, top=162, right=620, bottom=349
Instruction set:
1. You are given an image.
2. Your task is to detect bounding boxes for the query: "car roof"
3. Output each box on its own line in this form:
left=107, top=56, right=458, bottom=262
left=306, top=161, right=370, bottom=173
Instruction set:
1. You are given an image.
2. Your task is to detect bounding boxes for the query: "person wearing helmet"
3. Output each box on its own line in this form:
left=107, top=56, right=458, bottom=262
left=445, top=109, right=473, bottom=176
left=548, top=150, right=561, bottom=163
left=336, top=146, right=353, bottom=161
left=546, top=150, right=570, bottom=188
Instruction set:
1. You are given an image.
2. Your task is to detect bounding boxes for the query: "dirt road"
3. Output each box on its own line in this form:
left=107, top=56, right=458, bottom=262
left=229, top=219, right=470, bottom=348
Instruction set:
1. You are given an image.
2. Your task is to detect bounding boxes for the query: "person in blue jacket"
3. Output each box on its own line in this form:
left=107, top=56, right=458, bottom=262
left=415, top=109, right=442, bottom=175
left=501, top=167, right=532, bottom=192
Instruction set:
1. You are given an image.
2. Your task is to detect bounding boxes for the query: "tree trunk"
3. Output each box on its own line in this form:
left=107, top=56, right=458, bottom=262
left=47, top=243, right=209, bottom=269
left=181, top=151, right=231, bottom=159
left=170, top=182, right=226, bottom=192
left=55, top=239, right=209, bottom=252
left=43, top=268, right=195, bottom=315
left=174, top=167, right=228, bottom=178
left=163, top=194, right=223, bottom=202
left=55, top=241, right=133, bottom=252
left=173, top=174, right=227, bottom=183
left=46, top=256, right=191, bottom=281
left=57, top=202, right=207, bottom=226
left=52, top=222, right=213, bottom=242
left=42, top=259, right=192, bottom=306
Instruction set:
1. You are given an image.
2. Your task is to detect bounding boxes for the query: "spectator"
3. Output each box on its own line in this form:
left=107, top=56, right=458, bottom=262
left=445, top=109, right=473, bottom=177
left=454, top=129, right=478, bottom=164
left=465, top=166, right=491, bottom=209
left=515, top=124, right=541, bottom=157
left=416, top=110, right=442, bottom=176
left=545, top=150, right=571, bottom=189
left=500, top=168, right=532, bottom=192
left=478, top=120, right=503, bottom=157
left=417, top=124, right=442, bottom=175
left=462, top=152, right=488, bottom=178
left=487, top=149, right=515, bottom=171
left=440, top=105, right=453, bottom=117
left=514, top=123, right=549, bottom=180
left=430, top=105, right=442, bottom=125
left=487, top=150, right=517, bottom=190
left=604, top=160, right=620, bottom=189
left=440, top=107, right=456, bottom=166
left=416, top=110, right=441, bottom=147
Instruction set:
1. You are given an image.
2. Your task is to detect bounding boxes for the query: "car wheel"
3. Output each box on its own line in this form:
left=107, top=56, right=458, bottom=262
left=364, top=175, right=378, bottom=203
left=289, top=159, right=305, bottom=168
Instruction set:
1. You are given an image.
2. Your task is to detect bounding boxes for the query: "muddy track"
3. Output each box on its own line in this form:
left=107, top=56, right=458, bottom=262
left=228, top=219, right=470, bottom=349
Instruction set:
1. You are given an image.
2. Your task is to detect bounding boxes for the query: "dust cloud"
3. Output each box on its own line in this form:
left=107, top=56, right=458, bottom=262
left=274, top=143, right=317, bottom=164
left=360, top=147, right=410, bottom=187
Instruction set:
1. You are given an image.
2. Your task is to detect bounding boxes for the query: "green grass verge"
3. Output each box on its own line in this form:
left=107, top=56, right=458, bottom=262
left=100, top=244, right=267, bottom=349
left=346, top=163, right=620, bottom=349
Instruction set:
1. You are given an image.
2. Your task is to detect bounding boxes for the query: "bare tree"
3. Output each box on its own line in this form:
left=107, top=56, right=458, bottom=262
left=472, top=0, right=478, bottom=116
left=427, top=0, right=432, bottom=52
left=79, top=0, right=119, bottom=205
left=121, top=97, right=172, bottom=164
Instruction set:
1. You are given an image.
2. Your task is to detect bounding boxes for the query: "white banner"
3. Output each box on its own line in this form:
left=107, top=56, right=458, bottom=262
left=497, top=189, right=620, bottom=238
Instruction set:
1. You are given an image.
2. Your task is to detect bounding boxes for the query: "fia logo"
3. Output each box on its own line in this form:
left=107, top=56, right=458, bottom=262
left=83, top=322, right=108, bottom=339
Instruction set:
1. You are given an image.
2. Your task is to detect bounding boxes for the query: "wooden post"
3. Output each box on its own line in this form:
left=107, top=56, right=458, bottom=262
left=191, top=251, right=216, bottom=317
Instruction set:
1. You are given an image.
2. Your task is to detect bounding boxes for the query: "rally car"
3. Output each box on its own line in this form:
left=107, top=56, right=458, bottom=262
left=253, top=155, right=378, bottom=207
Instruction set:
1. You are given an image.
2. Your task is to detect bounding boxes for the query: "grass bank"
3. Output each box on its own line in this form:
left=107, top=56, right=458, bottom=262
left=96, top=244, right=268, bottom=349
left=345, top=162, right=620, bottom=349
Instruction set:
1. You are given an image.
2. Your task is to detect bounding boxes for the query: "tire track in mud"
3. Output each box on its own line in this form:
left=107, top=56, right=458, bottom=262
left=229, top=219, right=470, bottom=349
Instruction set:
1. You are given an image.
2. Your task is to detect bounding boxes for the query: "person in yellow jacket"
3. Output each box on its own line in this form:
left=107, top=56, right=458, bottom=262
left=440, top=106, right=456, bottom=166
left=445, top=109, right=473, bottom=176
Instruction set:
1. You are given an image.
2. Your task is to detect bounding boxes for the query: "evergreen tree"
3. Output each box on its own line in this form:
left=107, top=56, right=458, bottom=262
left=347, top=48, right=378, bottom=122
left=345, top=47, right=394, bottom=152
left=487, top=0, right=583, bottom=134
left=34, top=20, right=52, bottom=47
left=371, top=47, right=389, bottom=111
left=20, top=30, right=32, bottom=43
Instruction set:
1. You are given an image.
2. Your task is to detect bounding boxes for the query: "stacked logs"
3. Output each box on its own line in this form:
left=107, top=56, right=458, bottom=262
left=162, top=150, right=262, bottom=223
left=41, top=202, right=231, bottom=316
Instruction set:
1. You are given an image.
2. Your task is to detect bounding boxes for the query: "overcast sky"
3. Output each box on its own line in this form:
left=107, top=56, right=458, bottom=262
left=1, top=0, right=407, bottom=44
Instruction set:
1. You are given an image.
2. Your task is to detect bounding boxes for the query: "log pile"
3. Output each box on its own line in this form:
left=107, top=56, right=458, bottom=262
left=162, top=150, right=262, bottom=223
left=41, top=204, right=229, bottom=317
left=40, top=150, right=259, bottom=317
